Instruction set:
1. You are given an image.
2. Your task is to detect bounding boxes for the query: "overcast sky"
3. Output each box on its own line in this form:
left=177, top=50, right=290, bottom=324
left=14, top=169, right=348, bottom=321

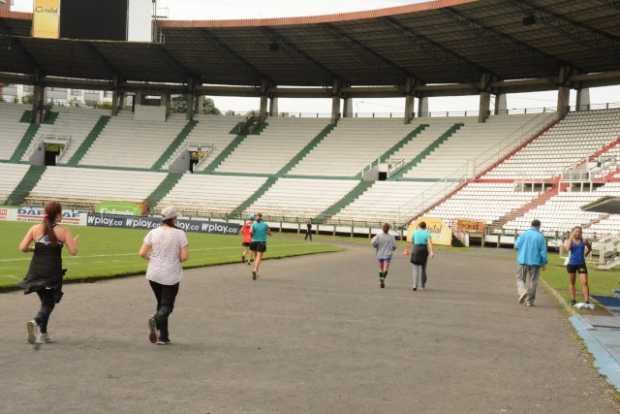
left=11, top=0, right=620, bottom=114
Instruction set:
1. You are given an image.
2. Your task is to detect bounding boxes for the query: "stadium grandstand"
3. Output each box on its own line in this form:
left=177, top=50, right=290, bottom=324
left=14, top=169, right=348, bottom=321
left=1, top=0, right=620, bottom=255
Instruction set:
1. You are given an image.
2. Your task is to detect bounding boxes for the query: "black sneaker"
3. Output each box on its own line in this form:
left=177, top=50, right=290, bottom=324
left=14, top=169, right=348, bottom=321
left=412, top=288, right=417, bottom=291
left=571, top=299, right=577, bottom=307
left=148, top=318, right=158, bottom=344
left=380, top=279, right=385, bottom=289
left=252, top=271, right=257, bottom=281
left=241, top=256, right=246, bottom=263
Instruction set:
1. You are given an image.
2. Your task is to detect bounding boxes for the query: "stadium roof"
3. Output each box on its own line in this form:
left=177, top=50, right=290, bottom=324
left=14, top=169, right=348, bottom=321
left=1, top=0, right=620, bottom=95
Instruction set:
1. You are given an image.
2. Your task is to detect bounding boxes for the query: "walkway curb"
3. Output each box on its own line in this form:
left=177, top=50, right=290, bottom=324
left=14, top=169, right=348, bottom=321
left=570, top=315, right=620, bottom=393
left=542, top=278, right=620, bottom=392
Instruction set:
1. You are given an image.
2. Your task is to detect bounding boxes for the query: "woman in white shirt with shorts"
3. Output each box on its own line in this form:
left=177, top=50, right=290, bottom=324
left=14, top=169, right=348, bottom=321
left=139, top=207, right=189, bottom=345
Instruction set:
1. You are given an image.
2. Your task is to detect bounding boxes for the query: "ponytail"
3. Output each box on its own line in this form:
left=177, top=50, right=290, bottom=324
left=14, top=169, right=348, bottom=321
left=43, top=202, right=62, bottom=246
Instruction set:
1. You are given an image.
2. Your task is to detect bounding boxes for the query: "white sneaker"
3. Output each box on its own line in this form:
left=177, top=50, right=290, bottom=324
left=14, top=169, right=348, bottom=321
left=40, top=333, right=53, bottom=343
left=26, top=320, right=43, bottom=350
left=574, top=302, right=585, bottom=310
left=26, top=320, right=37, bottom=344
left=585, top=303, right=595, bottom=310
left=519, top=292, right=528, bottom=304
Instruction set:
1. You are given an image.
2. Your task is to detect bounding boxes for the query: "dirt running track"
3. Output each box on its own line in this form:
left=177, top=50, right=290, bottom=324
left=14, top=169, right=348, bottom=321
left=0, top=245, right=617, bottom=414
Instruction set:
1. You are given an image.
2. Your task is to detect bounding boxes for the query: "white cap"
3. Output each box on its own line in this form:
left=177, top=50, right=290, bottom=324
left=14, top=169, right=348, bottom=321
left=161, top=206, right=178, bottom=221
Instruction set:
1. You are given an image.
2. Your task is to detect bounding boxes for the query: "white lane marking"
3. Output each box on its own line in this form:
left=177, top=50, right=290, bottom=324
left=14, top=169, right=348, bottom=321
left=0, top=243, right=328, bottom=263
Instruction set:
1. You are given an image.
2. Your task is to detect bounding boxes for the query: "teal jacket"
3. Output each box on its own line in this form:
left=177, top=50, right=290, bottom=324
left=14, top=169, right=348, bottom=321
left=515, top=228, right=548, bottom=266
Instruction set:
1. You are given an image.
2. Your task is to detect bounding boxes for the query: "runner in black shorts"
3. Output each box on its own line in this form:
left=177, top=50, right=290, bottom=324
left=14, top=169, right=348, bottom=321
left=563, top=226, right=593, bottom=309
left=249, top=213, right=271, bottom=280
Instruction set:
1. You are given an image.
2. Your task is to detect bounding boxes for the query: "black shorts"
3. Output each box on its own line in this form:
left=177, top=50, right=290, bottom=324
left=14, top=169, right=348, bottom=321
left=567, top=264, right=588, bottom=275
left=242, top=242, right=251, bottom=247
left=250, top=241, right=267, bottom=253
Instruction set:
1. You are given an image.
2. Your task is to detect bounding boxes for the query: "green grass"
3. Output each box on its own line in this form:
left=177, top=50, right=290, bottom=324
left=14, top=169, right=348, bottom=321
left=541, top=254, right=620, bottom=310
left=0, top=222, right=342, bottom=289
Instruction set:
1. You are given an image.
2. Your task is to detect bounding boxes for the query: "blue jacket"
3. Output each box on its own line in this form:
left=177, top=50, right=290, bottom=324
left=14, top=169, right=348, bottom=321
left=515, top=228, right=548, bottom=266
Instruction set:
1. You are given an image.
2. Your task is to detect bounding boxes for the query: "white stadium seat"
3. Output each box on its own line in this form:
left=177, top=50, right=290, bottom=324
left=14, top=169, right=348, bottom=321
left=0, top=163, right=30, bottom=203
left=0, top=103, right=31, bottom=160
left=217, top=118, right=329, bottom=174
left=158, top=174, right=268, bottom=216
left=28, top=166, right=166, bottom=204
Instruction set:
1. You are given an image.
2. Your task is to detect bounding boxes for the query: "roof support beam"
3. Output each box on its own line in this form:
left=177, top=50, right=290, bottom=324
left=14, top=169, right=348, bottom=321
left=0, top=33, right=41, bottom=74
left=157, top=46, right=201, bottom=82
left=260, top=26, right=343, bottom=84
left=441, top=7, right=577, bottom=72
left=1, top=70, right=619, bottom=99
left=201, top=29, right=273, bottom=85
left=511, top=0, right=620, bottom=49
left=594, top=0, right=620, bottom=11
left=383, top=17, right=498, bottom=80
left=84, top=43, right=122, bottom=80
left=323, top=23, right=417, bottom=81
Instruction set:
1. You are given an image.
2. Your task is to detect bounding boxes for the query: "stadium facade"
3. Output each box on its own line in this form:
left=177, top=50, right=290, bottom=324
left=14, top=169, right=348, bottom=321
left=1, top=0, right=620, bottom=266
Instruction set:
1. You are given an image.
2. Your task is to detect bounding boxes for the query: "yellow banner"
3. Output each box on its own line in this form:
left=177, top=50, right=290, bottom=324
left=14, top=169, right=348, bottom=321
left=32, top=0, right=61, bottom=39
left=407, top=217, right=453, bottom=246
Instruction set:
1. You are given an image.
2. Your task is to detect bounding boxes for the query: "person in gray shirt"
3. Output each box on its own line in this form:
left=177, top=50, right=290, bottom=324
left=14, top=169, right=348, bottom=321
left=371, top=223, right=397, bottom=289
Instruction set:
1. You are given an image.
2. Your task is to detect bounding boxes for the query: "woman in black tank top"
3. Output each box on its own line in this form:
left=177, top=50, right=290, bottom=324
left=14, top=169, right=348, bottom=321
left=18, top=202, right=78, bottom=349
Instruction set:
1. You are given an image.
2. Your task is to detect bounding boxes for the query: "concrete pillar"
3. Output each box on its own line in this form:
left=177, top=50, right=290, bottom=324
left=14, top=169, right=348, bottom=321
left=576, top=88, right=590, bottom=112
left=269, top=96, right=279, bottom=117
left=331, top=96, right=341, bottom=123
left=162, top=93, right=171, bottom=119
left=111, top=90, right=121, bottom=116
left=331, top=79, right=342, bottom=124
left=259, top=95, right=268, bottom=120
left=557, top=86, right=570, bottom=117
left=32, top=84, right=46, bottom=124
left=343, top=97, right=353, bottom=118
left=494, top=93, right=507, bottom=115
left=478, top=91, right=491, bottom=123
left=417, top=97, right=429, bottom=118
left=186, top=93, right=195, bottom=121
left=404, top=95, right=415, bottom=124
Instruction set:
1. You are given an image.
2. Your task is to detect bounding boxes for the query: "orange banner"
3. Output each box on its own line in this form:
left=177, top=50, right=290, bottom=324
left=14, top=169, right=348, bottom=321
left=456, top=219, right=486, bottom=234
left=32, top=0, right=61, bottom=39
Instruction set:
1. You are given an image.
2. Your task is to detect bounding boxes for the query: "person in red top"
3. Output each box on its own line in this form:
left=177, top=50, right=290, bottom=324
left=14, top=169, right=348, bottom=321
left=241, top=220, right=254, bottom=265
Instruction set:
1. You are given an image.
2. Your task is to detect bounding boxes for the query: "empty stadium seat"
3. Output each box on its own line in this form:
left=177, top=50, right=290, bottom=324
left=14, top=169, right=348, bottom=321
left=426, top=183, right=540, bottom=225
left=405, top=114, right=554, bottom=179
left=332, top=180, right=454, bottom=224
left=158, top=174, right=268, bottom=216
left=20, top=107, right=108, bottom=164
left=28, top=166, right=166, bottom=204
left=80, top=112, right=188, bottom=169
left=217, top=118, right=328, bottom=174
left=289, top=118, right=429, bottom=177
left=247, top=178, right=359, bottom=219
left=504, top=183, right=620, bottom=234
left=487, top=109, right=620, bottom=179
left=0, top=103, right=30, bottom=160
left=162, top=114, right=244, bottom=171
left=0, top=163, right=30, bottom=203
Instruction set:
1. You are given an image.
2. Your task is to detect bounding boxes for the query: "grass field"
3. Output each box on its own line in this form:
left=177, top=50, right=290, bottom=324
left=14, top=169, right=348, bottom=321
left=542, top=253, right=620, bottom=307
left=0, top=222, right=342, bottom=289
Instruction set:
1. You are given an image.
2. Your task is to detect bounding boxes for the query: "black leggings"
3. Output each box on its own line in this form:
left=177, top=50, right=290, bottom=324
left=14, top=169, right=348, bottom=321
left=149, top=281, right=180, bottom=341
left=35, top=289, right=57, bottom=334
